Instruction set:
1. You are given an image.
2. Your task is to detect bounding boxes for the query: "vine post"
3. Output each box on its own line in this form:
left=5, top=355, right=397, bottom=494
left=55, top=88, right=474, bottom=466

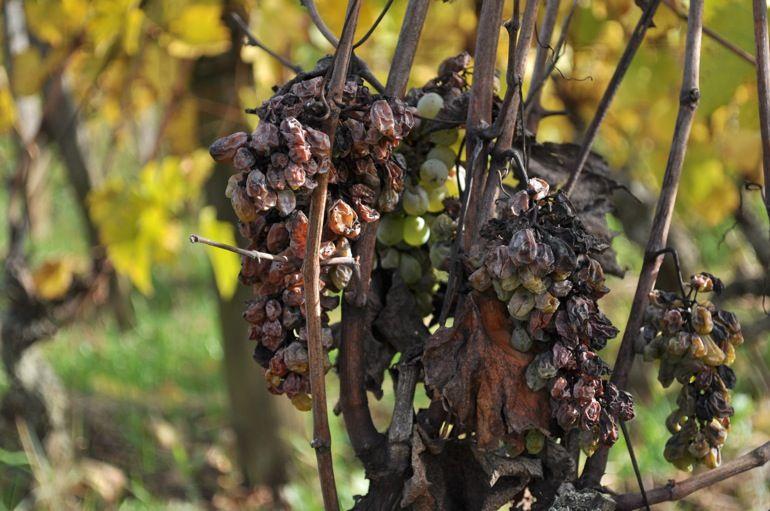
left=752, top=0, right=770, bottom=245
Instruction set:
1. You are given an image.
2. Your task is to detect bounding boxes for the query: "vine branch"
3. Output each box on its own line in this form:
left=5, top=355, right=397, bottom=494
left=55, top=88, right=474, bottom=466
left=525, top=0, right=560, bottom=134
left=581, top=0, right=704, bottom=487
left=303, top=2, right=364, bottom=509
left=752, top=0, right=770, bottom=251
left=614, top=441, right=770, bottom=510
left=188, top=235, right=357, bottom=267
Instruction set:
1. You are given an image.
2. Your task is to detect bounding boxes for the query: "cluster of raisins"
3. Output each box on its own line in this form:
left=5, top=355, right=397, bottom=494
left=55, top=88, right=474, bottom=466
left=638, top=273, right=743, bottom=469
left=210, top=73, right=414, bottom=410
left=470, top=179, right=635, bottom=453
left=376, top=53, right=470, bottom=315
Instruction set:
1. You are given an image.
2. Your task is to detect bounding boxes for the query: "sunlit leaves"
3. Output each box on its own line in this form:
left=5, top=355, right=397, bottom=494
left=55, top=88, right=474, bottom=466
left=162, top=3, right=230, bottom=58
left=197, top=206, right=240, bottom=300
left=88, top=150, right=213, bottom=294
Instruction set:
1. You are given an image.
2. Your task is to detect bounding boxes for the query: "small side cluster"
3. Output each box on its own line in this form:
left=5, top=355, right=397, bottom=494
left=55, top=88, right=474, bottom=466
left=210, top=73, right=414, bottom=409
left=639, top=273, right=743, bottom=469
left=471, top=179, right=634, bottom=454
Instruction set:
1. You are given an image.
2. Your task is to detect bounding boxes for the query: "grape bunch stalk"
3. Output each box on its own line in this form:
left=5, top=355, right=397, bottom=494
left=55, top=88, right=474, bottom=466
left=209, top=71, right=414, bottom=410
left=468, top=178, right=635, bottom=454
left=638, top=272, right=743, bottom=469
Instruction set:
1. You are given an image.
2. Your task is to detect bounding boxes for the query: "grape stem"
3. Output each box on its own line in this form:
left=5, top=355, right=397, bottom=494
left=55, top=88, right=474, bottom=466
left=613, top=441, right=770, bottom=510
left=581, top=0, right=704, bottom=487
left=188, top=234, right=358, bottom=267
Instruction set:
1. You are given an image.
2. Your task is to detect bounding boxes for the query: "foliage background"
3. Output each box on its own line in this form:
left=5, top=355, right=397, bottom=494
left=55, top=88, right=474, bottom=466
left=1, top=0, right=769, bottom=509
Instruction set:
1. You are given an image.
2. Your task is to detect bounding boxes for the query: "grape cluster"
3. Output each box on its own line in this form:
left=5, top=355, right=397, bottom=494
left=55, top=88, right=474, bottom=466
left=210, top=74, right=414, bottom=410
left=470, top=179, right=634, bottom=453
left=639, top=273, right=743, bottom=469
left=375, top=53, right=471, bottom=315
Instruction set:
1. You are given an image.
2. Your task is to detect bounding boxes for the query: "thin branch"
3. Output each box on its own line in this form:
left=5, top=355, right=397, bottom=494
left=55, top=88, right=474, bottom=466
left=753, top=0, right=770, bottom=254
left=459, top=0, right=506, bottom=254
left=525, top=0, right=560, bottom=134
left=620, top=420, right=650, bottom=511
left=384, top=0, right=430, bottom=98
left=581, top=0, right=704, bottom=487
left=614, top=442, right=770, bottom=510
left=228, top=13, right=303, bottom=73
left=303, top=2, right=363, bottom=509
left=563, top=0, right=663, bottom=196
left=188, top=235, right=357, bottom=267
left=664, top=0, right=755, bottom=66
left=478, top=0, right=541, bottom=227
left=522, top=0, right=577, bottom=117
left=353, top=0, right=395, bottom=49
left=299, top=0, right=385, bottom=94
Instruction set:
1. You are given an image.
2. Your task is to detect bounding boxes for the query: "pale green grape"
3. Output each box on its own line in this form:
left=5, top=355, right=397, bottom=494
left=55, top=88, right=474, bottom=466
left=416, top=92, right=444, bottom=119
left=427, top=186, right=447, bottom=212
left=380, top=247, right=401, bottom=269
left=399, top=253, right=422, bottom=285
left=403, top=215, right=430, bottom=247
left=420, top=159, right=449, bottom=189
left=402, top=187, right=429, bottom=216
left=377, top=215, right=404, bottom=246
left=426, top=146, right=456, bottom=168
left=429, top=128, right=459, bottom=146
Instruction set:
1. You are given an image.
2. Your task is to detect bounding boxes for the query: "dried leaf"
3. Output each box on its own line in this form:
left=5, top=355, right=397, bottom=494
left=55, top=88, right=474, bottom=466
left=423, top=293, right=551, bottom=448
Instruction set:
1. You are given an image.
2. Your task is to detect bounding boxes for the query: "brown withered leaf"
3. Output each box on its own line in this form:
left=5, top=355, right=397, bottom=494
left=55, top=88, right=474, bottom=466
left=423, top=293, right=551, bottom=449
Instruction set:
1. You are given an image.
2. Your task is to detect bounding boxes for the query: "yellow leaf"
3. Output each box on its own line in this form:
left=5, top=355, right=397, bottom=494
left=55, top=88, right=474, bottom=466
left=122, top=8, right=145, bottom=56
left=0, top=82, right=16, bottom=134
left=32, top=259, right=74, bottom=300
left=164, top=4, right=230, bottom=59
left=198, top=206, right=240, bottom=300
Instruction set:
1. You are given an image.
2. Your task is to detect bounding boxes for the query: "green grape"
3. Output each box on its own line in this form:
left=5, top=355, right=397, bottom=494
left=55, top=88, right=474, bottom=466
left=427, top=186, right=447, bottom=212
left=420, top=159, right=449, bottom=189
left=402, top=186, right=429, bottom=216
left=416, top=92, right=444, bottom=119
left=426, top=146, right=456, bottom=168
left=429, top=242, right=452, bottom=269
left=429, top=128, right=459, bottom=146
left=399, top=253, right=422, bottom=285
left=403, top=215, right=430, bottom=247
left=445, top=174, right=460, bottom=197
left=380, top=247, right=401, bottom=269
left=377, top=215, right=404, bottom=246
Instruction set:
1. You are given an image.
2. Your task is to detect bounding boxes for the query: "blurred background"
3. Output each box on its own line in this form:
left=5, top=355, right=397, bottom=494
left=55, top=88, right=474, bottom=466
left=1, top=0, right=768, bottom=509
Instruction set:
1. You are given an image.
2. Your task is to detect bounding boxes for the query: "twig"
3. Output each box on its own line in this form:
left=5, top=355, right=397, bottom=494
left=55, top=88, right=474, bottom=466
left=338, top=0, right=430, bottom=472
left=353, top=0, right=395, bottom=49
left=664, top=0, right=755, bottom=66
left=302, top=2, right=364, bottom=509
left=384, top=0, right=430, bottom=98
left=620, top=420, right=650, bottom=511
left=525, top=0, right=560, bottom=134
left=299, top=0, right=385, bottom=94
left=188, top=235, right=357, bottom=267
left=478, top=0, right=541, bottom=227
left=753, top=0, right=770, bottom=253
left=522, top=1, right=578, bottom=118
left=614, top=442, right=770, bottom=510
left=563, top=0, right=663, bottom=196
left=228, top=13, right=303, bottom=73
left=581, top=0, right=704, bottom=487
left=460, top=0, right=506, bottom=253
